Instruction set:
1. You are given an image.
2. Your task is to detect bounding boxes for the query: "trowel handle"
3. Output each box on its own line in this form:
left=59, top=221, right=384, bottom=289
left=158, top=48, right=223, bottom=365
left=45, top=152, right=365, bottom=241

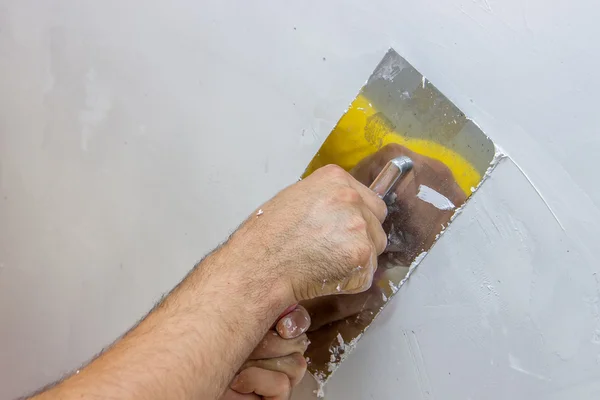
left=369, top=156, right=413, bottom=199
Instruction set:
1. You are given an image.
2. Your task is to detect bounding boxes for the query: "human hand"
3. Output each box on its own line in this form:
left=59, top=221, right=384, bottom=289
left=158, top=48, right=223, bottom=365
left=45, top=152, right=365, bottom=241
left=299, top=145, right=467, bottom=373
left=230, top=164, right=388, bottom=303
left=351, top=144, right=466, bottom=266
left=221, top=306, right=311, bottom=400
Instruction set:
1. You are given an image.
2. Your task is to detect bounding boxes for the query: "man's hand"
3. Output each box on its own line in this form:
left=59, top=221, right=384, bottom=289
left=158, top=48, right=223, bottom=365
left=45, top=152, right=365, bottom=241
left=28, top=164, right=386, bottom=400
left=300, top=145, right=467, bottom=370
left=231, top=164, right=388, bottom=303
left=222, top=306, right=311, bottom=400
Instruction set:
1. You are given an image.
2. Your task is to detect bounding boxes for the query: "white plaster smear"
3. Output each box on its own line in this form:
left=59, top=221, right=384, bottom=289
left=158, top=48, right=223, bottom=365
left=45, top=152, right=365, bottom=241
left=416, top=185, right=455, bottom=210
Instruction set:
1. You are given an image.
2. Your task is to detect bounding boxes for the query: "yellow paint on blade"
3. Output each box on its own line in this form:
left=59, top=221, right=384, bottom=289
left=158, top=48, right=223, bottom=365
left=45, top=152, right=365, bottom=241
left=302, top=95, right=481, bottom=195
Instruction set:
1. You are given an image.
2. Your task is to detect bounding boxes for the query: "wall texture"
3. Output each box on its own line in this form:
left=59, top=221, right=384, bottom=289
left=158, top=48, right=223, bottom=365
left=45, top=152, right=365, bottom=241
left=1, top=1, right=599, bottom=399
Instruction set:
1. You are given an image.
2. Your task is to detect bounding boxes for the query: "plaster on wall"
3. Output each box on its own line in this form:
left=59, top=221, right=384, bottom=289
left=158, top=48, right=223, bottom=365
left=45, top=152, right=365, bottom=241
left=1, top=0, right=599, bottom=399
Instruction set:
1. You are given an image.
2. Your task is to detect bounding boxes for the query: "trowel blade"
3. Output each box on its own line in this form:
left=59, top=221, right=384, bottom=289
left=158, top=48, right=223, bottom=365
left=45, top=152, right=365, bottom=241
left=300, top=48, right=501, bottom=389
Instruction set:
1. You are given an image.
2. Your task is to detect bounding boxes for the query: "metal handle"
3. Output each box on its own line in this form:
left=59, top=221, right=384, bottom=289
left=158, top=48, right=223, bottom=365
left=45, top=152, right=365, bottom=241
left=368, top=156, right=413, bottom=199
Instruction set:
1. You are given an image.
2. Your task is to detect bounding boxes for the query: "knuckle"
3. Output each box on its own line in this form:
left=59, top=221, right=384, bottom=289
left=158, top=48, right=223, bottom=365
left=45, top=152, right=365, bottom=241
left=374, top=198, right=388, bottom=220
left=332, top=186, right=361, bottom=205
left=289, top=353, right=308, bottom=385
left=351, top=239, right=373, bottom=265
left=344, top=271, right=374, bottom=294
left=376, top=235, right=387, bottom=255
left=347, top=214, right=368, bottom=232
left=374, top=225, right=388, bottom=254
left=291, top=352, right=308, bottom=369
left=321, top=164, right=347, bottom=179
left=297, top=334, right=310, bottom=353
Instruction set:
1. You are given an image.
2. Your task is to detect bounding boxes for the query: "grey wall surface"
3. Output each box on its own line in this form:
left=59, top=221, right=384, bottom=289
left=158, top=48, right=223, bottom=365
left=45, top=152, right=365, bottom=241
left=1, top=1, right=599, bottom=399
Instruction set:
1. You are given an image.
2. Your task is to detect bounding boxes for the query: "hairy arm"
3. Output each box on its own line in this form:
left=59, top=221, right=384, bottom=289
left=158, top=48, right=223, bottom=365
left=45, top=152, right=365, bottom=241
left=33, top=234, right=288, bottom=400
left=29, top=165, right=388, bottom=400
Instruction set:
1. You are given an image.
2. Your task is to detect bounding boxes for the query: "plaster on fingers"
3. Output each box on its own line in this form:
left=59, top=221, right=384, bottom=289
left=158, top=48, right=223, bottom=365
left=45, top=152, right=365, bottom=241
left=249, top=332, right=309, bottom=360
left=276, top=306, right=311, bottom=339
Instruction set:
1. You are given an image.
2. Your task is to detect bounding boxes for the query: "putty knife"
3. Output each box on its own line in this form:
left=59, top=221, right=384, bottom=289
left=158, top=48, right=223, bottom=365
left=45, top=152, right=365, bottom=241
left=300, top=48, right=502, bottom=394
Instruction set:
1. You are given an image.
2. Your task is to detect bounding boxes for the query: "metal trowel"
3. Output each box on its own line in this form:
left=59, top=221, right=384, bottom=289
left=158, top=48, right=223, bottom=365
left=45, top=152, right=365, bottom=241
left=299, top=48, right=502, bottom=394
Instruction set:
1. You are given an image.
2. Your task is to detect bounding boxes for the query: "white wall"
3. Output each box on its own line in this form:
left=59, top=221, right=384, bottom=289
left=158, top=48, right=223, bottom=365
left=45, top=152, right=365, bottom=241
left=1, top=1, right=599, bottom=399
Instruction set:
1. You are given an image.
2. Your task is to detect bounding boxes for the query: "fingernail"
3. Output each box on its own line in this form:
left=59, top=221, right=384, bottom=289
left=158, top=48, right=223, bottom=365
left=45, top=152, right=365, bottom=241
left=277, top=308, right=311, bottom=338
left=277, top=315, right=299, bottom=337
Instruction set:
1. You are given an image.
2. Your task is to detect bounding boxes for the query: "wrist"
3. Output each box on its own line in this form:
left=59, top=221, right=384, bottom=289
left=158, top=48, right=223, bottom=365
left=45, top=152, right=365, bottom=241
left=199, top=235, right=293, bottom=323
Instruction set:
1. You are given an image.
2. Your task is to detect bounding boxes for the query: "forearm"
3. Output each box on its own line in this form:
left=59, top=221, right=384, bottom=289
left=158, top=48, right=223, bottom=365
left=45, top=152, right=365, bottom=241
left=34, top=239, right=288, bottom=400
left=28, top=164, right=388, bottom=400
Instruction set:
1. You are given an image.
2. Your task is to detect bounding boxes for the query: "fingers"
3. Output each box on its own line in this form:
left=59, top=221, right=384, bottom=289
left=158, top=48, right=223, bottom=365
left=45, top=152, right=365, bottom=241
left=339, top=251, right=377, bottom=294
left=231, top=367, right=291, bottom=400
left=249, top=331, right=310, bottom=359
left=236, top=314, right=309, bottom=400
left=276, top=305, right=311, bottom=339
left=345, top=173, right=388, bottom=223
left=344, top=170, right=387, bottom=256
left=359, top=205, right=388, bottom=255
left=332, top=168, right=386, bottom=293
left=243, top=353, right=307, bottom=387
